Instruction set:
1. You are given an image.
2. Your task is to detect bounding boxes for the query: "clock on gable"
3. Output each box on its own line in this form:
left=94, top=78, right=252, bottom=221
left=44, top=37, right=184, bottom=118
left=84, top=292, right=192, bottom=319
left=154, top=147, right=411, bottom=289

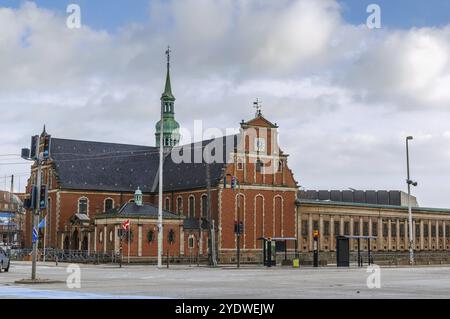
left=254, top=137, right=266, bottom=152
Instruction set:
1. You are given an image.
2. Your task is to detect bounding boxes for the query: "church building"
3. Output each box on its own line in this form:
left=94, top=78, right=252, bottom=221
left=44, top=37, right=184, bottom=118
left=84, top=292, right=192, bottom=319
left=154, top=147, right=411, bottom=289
left=23, top=50, right=299, bottom=264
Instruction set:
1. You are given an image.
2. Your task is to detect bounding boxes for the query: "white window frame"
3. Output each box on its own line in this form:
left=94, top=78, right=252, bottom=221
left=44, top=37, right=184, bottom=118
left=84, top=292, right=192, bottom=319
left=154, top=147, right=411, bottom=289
left=78, top=197, right=89, bottom=216
left=104, top=198, right=114, bottom=213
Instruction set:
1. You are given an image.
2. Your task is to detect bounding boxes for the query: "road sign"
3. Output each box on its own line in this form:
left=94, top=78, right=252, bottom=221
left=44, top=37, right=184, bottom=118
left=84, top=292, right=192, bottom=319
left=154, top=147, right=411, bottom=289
left=32, top=227, right=38, bottom=243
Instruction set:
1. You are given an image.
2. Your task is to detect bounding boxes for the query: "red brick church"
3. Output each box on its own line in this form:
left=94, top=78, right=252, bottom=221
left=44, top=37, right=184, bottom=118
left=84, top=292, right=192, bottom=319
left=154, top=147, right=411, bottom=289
left=24, top=52, right=299, bottom=264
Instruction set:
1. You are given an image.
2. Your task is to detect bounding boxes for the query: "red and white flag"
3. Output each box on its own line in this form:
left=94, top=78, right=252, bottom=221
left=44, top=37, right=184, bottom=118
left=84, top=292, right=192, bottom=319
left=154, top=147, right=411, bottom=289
left=122, top=220, right=130, bottom=231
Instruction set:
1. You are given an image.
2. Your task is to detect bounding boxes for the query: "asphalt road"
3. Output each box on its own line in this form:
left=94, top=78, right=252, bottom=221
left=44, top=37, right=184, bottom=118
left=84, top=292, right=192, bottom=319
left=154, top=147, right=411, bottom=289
left=1, top=261, right=450, bottom=299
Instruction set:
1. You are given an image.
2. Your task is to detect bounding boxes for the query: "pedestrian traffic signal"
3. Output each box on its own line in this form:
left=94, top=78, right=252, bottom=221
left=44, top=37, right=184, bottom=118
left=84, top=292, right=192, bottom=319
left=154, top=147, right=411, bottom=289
left=39, top=185, right=48, bottom=210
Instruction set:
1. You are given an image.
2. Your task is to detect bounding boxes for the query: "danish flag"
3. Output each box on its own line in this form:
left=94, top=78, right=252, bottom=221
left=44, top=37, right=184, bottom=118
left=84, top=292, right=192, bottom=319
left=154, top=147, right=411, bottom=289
left=122, top=220, right=130, bottom=231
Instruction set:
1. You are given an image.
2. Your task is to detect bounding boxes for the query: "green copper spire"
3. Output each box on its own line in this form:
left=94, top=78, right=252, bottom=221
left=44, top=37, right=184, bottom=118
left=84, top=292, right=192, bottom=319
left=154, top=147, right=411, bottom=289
left=155, top=46, right=180, bottom=148
left=162, top=47, right=175, bottom=101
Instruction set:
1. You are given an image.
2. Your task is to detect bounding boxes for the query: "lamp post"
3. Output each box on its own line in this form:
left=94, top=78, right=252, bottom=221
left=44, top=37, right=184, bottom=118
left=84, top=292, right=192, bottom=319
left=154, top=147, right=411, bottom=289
left=21, top=149, right=41, bottom=280
left=406, top=136, right=418, bottom=265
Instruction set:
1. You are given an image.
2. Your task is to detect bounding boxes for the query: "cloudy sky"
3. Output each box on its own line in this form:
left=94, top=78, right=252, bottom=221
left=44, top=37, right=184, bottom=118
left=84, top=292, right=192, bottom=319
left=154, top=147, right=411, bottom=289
left=0, top=0, right=449, bottom=208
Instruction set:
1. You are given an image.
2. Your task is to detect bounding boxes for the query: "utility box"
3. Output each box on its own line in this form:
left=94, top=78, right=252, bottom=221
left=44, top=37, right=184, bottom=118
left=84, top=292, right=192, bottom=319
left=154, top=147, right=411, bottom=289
left=336, top=236, right=350, bottom=267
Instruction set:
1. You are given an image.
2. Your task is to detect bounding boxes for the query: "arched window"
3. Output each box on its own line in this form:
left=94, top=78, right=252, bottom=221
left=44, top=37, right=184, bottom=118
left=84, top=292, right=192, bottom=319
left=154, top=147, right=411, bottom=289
left=256, top=159, right=263, bottom=173
left=201, top=195, right=208, bottom=218
left=104, top=198, right=114, bottom=213
left=168, top=229, right=175, bottom=244
left=177, top=197, right=183, bottom=215
left=99, top=231, right=103, bottom=243
left=278, top=160, right=283, bottom=173
left=78, top=198, right=88, bottom=215
left=188, top=235, right=195, bottom=249
left=189, top=196, right=195, bottom=218
left=147, top=230, right=154, bottom=243
left=237, top=158, right=244, bottom=170
left=165, top=197, right=170, bottom=211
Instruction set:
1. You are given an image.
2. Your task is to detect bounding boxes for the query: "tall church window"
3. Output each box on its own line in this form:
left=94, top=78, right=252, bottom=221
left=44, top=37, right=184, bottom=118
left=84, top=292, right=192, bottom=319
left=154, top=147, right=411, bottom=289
left=189, top=196, right=195, bottom=218
left=256, top=160, right=263, bottom=173
left=237, top=158, right=243, bottom=170
left=165, top=198, right=170, bottom=211
left=278, top=160, right=283, bottom=173
left=104, top=198, right=114, bottom=212
left=177, top=197, right=183, bottom=215
left=201, top=195, right=208, bottom=218
left=78, top=198, right=88, bottom=215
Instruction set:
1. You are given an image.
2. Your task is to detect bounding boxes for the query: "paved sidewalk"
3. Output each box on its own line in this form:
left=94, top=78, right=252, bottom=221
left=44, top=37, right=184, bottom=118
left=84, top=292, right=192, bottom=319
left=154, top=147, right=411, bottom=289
left=1, top=261, right=450, bottom=299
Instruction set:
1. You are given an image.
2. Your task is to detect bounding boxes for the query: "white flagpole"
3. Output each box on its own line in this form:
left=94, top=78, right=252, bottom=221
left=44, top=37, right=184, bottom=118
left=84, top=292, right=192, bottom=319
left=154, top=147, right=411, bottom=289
left=43, top=215, right=47, bottom=263
left=128, top=221, right=131, bottom=264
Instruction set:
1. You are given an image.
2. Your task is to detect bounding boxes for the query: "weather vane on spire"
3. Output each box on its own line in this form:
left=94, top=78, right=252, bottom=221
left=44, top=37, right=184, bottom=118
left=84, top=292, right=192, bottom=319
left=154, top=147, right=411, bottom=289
left=165, top=45, right=171, bottom=67
left=253, top=98, right=262, bottom=117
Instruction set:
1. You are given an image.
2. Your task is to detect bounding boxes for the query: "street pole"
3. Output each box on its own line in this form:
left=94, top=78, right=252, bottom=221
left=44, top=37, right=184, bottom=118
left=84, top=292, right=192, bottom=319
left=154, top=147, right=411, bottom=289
left=43, top=215, right=47, bottom=263
left=128, top=223, right=131, bottom=264
left=206, top=162, right=217, bottom=267
left=8, top=175, right=14, bottom=247
left=31, top=155, right=42, bottom=280
left=406, top=137, right=415, bottom=265
left=237, top=182, right=241, bottom=269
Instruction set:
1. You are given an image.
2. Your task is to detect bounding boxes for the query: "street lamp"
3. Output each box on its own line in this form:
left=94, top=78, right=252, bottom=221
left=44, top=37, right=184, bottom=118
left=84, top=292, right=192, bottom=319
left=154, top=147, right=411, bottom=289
left=21, top=146, right=42, bottom=281
left=406, top=136, right=418, bottom=265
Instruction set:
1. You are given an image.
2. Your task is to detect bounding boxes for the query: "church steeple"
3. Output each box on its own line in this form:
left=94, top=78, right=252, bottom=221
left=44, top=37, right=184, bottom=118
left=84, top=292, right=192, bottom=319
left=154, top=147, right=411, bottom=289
left=155, top=46, right=180, bottom=148
left=162, top=47, right=175, bottom=101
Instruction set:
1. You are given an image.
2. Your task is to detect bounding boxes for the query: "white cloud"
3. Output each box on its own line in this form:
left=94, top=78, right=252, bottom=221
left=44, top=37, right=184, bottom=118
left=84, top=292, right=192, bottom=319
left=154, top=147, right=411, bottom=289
left=0, top=1, right=450, bottom=207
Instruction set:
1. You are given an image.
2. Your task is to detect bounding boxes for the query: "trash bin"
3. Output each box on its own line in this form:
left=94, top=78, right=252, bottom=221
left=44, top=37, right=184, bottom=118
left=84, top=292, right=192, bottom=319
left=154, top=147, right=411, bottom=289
left=293, top=258, right=300, bottom=268
left=336, top=236, right=350, bottom=267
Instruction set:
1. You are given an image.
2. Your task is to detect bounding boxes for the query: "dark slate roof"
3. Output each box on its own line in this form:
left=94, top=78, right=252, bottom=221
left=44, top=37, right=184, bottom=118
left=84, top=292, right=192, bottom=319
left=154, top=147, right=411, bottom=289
left=51, top=135, right=239, bottom=193
left=298, top=190, right=414, bottom=207
left=51, top=138, right=159, bottom=192
left=163, top=135, right=239, bottom=191
left=99, top=202, right=182, bottom=219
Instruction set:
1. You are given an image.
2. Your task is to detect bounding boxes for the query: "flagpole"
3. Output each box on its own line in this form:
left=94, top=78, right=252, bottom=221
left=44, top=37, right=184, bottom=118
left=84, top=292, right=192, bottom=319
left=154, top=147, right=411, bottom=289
left=43, top=215, right=47, bottom=263
left=128, top=221, right=131, bottom=264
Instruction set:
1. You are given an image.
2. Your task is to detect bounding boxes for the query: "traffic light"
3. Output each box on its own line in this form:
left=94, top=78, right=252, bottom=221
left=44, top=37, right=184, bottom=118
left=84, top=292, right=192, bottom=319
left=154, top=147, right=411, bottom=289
left=239, top=221, right=244, bottom=234
left=39, top=185, right=48, bottom=210
left=231, top=176, right=236, bottom=189
left=234, top=221, right=244, bottom=234
left=30, top=135, right=39, bottom=160
left=30, top=185, right=38, bottom=210
left=43, top=135, right=51, bottom=159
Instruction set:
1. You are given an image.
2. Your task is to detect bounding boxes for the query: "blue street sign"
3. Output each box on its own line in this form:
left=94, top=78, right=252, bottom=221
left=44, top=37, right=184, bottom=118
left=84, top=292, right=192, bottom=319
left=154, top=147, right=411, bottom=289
left=32, top=227, right=38, bottom=243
